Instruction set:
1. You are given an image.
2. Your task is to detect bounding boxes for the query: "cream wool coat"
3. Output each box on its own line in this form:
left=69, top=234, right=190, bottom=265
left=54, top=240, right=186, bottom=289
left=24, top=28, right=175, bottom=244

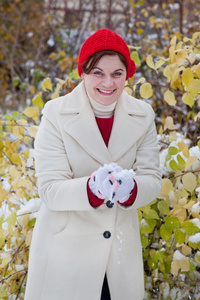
left=24, top=81, right=162, bottom=300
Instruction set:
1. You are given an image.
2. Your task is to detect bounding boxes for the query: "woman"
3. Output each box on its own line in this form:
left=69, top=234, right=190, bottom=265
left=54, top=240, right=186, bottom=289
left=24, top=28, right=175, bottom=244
left=24, top=29, right=162, bottom=300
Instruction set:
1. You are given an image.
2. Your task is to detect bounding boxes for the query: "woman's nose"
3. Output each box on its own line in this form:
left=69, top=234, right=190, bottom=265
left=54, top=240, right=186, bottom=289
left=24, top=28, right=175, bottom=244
left=102, top=76, right=113, bottom=87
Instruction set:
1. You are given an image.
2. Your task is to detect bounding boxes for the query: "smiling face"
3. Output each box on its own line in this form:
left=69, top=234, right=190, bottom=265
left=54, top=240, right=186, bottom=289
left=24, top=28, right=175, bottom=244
left=81, top=54, right=127, bottom=106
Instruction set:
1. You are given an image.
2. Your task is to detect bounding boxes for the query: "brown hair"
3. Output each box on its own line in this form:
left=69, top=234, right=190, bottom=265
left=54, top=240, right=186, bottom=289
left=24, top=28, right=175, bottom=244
left=81, top=50, right=127, bottom=74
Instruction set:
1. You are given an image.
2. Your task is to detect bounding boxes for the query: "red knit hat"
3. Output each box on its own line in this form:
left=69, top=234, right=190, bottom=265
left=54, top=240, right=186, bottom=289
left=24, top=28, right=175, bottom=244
left=78, top=29, right=136, bottom=80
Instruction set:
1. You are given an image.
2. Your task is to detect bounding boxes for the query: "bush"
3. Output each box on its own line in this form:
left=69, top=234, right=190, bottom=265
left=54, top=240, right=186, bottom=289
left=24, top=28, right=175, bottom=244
left=0, top=33, right=200, bottom=300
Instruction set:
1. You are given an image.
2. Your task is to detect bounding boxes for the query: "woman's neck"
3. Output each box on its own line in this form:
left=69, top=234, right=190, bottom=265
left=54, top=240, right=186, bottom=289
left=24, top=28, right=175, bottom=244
left=87, top=92, right=116, bottom=118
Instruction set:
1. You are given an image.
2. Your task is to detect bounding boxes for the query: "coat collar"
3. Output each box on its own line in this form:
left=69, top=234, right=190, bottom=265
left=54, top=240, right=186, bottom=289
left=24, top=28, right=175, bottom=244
left=60, top=81, right=147, bottom=164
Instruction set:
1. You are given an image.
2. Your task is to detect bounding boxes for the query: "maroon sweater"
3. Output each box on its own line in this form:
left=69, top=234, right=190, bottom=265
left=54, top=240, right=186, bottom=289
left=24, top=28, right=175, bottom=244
left=87, top=115, right=137, bottom=208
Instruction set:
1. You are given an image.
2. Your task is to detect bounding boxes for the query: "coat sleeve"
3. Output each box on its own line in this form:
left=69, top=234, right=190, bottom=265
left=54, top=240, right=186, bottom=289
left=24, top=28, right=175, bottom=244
left=34, top=103, right=94, bottom=212
left=129, top=106, right=162, bottom=209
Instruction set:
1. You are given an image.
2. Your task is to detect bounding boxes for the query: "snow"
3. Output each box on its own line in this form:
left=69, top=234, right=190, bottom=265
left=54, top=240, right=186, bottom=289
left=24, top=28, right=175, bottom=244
left=191, top=202, right=200, bottom=214
left=188, top=233, right=200, bottom=243
left=191, top=218, right=200, bottom=229
left=173, top=250, right=185, bottom=260
left=17, top=197, right=42, bottom=220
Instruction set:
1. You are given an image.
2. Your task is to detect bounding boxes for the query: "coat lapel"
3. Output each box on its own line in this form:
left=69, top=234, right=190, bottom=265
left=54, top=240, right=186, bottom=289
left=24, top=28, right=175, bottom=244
left=108, top=91, right=147, bottom=161
left=60, top=82, right=147, bottom=164
left=61, top=82, right=112, bottom=165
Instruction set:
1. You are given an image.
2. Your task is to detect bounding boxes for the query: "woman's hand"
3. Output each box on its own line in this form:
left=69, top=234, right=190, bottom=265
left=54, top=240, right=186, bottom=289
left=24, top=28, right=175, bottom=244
left=110, top=169, right=136, bottom=203
left=88, top=163, right=122, bottom=199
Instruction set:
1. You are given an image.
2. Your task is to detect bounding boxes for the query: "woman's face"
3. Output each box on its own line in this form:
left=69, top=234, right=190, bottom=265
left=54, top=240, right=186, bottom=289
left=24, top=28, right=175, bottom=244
left=81, top=54, right=127, bottom=106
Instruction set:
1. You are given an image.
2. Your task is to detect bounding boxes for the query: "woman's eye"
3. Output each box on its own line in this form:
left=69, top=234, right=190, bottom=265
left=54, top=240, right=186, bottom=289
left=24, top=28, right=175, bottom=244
left=93, top=71, right=102, bottom=76
left=113, top=72, right=122, bottom=77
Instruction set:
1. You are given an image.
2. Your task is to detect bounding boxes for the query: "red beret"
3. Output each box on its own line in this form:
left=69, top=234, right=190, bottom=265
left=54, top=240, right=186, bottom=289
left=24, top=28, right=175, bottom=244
left=78, top=29, right=136, bottom=80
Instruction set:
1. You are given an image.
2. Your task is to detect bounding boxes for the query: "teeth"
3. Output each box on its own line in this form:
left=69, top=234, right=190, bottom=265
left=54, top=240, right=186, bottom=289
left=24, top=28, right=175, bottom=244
left=98, top=89, right=113, bottom=94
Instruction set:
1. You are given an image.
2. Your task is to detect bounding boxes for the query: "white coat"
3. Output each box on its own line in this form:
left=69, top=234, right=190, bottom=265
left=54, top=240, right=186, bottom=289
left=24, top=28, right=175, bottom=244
left=24, top=81, right=162, bottom=300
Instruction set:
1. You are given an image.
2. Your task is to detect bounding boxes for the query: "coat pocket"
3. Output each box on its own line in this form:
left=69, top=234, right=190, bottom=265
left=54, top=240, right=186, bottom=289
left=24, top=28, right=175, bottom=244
left=53, top=211, right=71, bottom=235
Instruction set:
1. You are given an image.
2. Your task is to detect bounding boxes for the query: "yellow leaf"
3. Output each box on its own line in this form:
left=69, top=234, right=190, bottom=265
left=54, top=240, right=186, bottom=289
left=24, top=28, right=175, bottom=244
left=178, top=142, right=188, bottom=151
left=182, top=92, right=194, bottom=108
left=9, top=166, right=20, bottom=177
left=124, top=87, right=132, bottom=95
left=163, top=65, right=172, bottom=80
left=175, top=49, right=187, bottom=62
left=182, top=68, right=193, bottom=88
left=0, top=256, right=11, bottom=269
left=194, top=112, right=200, bottom=122
left=137, top=28, right=143, bottom=35
left=29, top=85, right=36, bottom=94
left=13, top=125, right=25, bottom=139
left=139, top=83, right=153, bottom=99
left=0, top=184, right=8, bottom=204
left=28, top=125, right=38, bottom=138
left=135, top=77, right=146, bottom=85
left=146, top=55, right=155, bottom=70
left=25, top=231, right=32, bottom=246
left=6, top=212, right=16, bottom=226
left=171, top=257, right=190, bottom=277
left=23, top=106, right=40, bottom=121
left=182, top=244, right=191, bottom=256
left=11, top=153, right=22, bottom=165
left=188, top=79, right=200, bottom=97
left=32, top=93, right=44, bottom=108
left=155, top=59, right=165, bottom=69
left=164, top=116, right=177, bottom=131
left=24, top=149, right=30, bottom=159
left=170, top=36, right=177, bottom=46
left=164, top=89, right=176, bottom=106
left=159, top=178, right=173, bottom=198
left=188, top=52, right=196, bottom=64
left=185, top=156, right=198, bottom=171
left=41, top=77, right=53, bottom=92
left=182, top=146, right=190, bottom=158
left=182, top=172, right=197, bottom=193
left=16, top=119, right=27, bottom=126
left=194, top=64, right=200, bottom=78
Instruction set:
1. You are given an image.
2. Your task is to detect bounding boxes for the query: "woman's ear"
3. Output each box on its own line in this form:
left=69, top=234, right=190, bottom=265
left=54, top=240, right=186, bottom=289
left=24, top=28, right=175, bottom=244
left=81, top=73, right=84, bottom=80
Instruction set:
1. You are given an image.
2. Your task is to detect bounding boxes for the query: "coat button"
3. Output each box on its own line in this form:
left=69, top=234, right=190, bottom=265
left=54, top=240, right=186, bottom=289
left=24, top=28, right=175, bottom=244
left=106, top=200, right=114, bottom=208
left=103, top=231, right=111, bottom=239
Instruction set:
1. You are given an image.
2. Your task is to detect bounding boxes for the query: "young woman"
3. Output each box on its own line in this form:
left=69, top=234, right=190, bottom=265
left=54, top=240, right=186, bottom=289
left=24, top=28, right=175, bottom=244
left=24, top=29, right=162, bottom=300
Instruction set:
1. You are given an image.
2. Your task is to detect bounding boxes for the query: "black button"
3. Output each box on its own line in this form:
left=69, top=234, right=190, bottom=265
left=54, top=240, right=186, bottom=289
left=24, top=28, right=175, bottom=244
left=103, top=231, right=111, bottom=239
left=106, top=200, right=114, bottom=208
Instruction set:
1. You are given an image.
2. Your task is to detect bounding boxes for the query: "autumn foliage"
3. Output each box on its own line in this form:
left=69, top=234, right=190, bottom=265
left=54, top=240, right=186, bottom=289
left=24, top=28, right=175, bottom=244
left=0, top=2, right=200, bottom=299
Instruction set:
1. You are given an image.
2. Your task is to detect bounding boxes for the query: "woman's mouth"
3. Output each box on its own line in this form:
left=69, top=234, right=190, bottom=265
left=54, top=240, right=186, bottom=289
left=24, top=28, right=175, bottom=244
left=97, top=88, right=115, bottom=95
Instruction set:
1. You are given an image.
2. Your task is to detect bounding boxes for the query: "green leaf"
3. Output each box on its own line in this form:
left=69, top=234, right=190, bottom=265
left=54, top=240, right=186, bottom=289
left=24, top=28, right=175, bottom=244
left=189, top=259, right=196, bottom=272
left=28, top=218, right=36, bottom=228
left=153, top=250, right=164, bottom=263
left=140, top=218, right=157, bottom=234
left=131, top=51, right=141, bottom=66
left=168, top=146, right=179, bottom=155
left=32, top=93, right=44, bottom=108
left=174, top=228, right=186, bottom=244
left=157, top=200, right=170, bottom=215
left=164, top=216, right=181, bottom=231
left=181, top=221, right=200, bottom=235
left=169, top=159, right=179, bottom=171
left=160, top=224, right=172, bottom=240
left=6, top=212, right=16, bottom=226
left=177, top=154, right=186, bottom=169
left=140, top=233, right=149, bottom=249
left=144, top=208, right=160, bottom=220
